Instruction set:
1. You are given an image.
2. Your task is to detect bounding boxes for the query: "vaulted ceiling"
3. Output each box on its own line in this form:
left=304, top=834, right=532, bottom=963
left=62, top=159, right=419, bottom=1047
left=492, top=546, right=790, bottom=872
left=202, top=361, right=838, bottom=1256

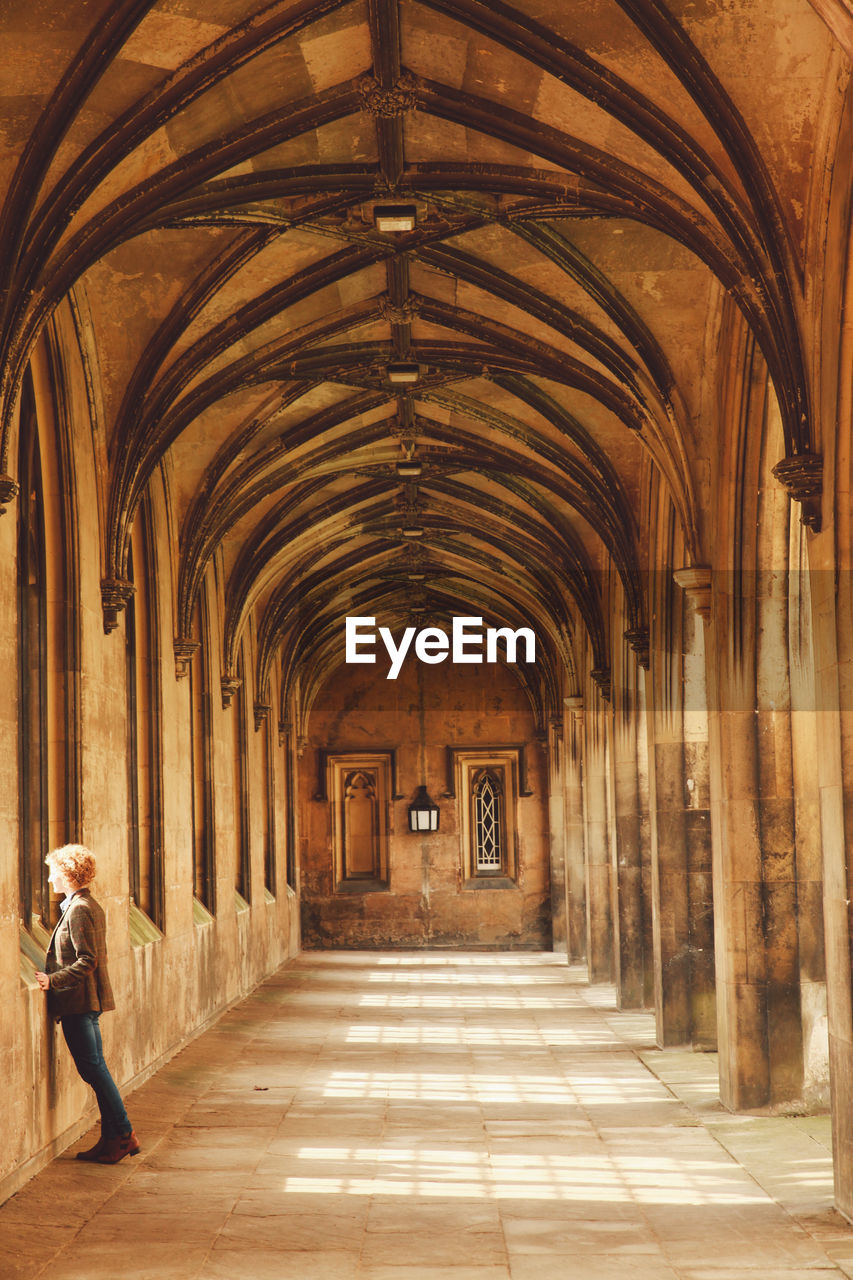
left=0, top=0, right=842, bottom=714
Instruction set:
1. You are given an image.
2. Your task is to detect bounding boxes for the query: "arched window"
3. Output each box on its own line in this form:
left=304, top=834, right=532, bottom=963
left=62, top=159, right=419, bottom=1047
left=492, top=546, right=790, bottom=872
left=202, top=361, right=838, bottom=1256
left=261, top=711, right=276, bottom=896
left=455, top=752, right=518, bottom=884
left=126, top=503, right=163, bottom=926
left=17, top=371, right=48, bottom=927
left=232, top=644, right=249, bottom=902
left=189, top=586, right=214, bottom=911
left=473, top=770, right=503, bottom=874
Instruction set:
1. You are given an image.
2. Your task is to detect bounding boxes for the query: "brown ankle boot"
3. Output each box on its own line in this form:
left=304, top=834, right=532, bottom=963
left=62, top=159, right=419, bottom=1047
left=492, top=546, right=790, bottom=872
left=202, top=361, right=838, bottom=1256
left=95, top=1130, right=140, bottom=1164
left=75, top=1129, right=106, bottom=1161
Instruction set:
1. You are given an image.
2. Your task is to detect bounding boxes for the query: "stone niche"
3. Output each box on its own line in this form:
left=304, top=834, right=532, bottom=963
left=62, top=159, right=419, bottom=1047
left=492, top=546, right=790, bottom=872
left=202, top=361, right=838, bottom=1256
left=299, top=656, right=552, bottom=950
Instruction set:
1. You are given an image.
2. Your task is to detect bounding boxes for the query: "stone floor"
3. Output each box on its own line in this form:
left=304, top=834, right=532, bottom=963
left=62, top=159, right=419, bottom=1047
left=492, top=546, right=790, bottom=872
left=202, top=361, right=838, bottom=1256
left=2, top=951, right=853, bottom=1280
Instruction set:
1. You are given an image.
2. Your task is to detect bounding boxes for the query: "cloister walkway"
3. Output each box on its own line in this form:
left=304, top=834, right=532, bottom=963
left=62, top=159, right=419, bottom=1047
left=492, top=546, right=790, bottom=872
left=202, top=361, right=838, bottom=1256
left=2, top=951, right=852, bottom=1280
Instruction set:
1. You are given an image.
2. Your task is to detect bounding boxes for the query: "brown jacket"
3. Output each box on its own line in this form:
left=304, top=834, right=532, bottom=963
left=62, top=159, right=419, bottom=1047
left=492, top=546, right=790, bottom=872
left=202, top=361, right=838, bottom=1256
left=44, top=889, right=116, bottom=1021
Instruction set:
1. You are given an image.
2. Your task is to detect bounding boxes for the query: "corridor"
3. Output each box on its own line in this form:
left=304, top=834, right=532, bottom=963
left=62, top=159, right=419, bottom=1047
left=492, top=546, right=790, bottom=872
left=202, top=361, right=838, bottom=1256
left=1, top=952, right=851, bottom=1280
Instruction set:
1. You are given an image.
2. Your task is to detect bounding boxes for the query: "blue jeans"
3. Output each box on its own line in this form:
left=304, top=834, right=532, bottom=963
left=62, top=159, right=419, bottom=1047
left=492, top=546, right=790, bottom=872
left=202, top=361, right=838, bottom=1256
left=60, top=1012, right=131, bottom=1138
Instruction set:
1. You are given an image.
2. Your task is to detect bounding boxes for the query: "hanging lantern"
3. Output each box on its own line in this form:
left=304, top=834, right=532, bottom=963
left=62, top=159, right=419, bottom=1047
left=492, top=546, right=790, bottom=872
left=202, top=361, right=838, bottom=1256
left=408, top=784, right=439, bottom=832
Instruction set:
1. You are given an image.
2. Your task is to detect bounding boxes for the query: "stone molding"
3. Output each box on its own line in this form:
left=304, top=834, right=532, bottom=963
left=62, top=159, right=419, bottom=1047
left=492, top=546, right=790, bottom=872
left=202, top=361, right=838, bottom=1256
left=673, top=566, right=711, bottom=622
left=379, top=293, right=421, bottom=324
left=590, top=668, right=611, bottom=701
left=358, top=71, right=419, bottom=117
left=220, top=675, right=242, bottom=708
left=101, top=577, right=135, bottom=634
left=253, top=701, right=271, bottom=731
left=0, top=474, right=19, bottom=513
left=623, top=626, right=650, bottom=668
left=173, top=637, right=200, bottom=679
left=771, top=453, right=822, bottom=532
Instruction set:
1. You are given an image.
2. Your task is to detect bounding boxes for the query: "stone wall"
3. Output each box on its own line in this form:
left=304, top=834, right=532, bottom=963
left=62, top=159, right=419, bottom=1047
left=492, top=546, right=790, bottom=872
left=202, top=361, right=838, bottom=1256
left=299, top=657, right=552, bottom=950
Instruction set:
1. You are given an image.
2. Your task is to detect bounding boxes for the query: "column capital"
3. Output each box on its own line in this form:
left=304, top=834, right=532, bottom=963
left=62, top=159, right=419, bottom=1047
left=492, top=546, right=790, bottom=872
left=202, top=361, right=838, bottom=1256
left=624, top=626, right=650, bottom=668
left=220, top=675, right=242, bottom=709
left=772, top=452, right=822, bottom=532
left=673, top=566, right=712, bottom=622
left=0, top=474, right=19, bottom=513
left=590, top=668, right=611, bottom=701
left=101, top=577, right=135, bottom=634
left=173, top=637, right=200, bottom=678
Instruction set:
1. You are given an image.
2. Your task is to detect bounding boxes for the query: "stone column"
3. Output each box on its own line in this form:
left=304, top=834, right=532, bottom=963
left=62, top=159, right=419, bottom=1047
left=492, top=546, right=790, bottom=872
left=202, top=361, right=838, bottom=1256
left=646, top=569, right=715, bottom=1048
left=564, top=698, right=587, bottom=963
left=548, top=718, right=568, bottom=955
left=681, top=584, right=716, bottom=1048
left=646, top=675, right=691, bottom=1046
left=584, top=694, right=614, bottom=982
left=706, top=563, right=802, bottom=1109
left=609, top=668, right=645, bottom=1009
left=810, top=547, right=853, bottom=1220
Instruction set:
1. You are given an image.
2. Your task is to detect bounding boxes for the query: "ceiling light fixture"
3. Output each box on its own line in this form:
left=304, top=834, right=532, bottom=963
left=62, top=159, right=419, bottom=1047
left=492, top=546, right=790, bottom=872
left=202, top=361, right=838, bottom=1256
left=402, top=526, right=424, bottom=538
left=396, top=458, right=422, bottom=477
left=374, top=204, right=417, bottom=232
left=387, top=362, right=420, bottom=384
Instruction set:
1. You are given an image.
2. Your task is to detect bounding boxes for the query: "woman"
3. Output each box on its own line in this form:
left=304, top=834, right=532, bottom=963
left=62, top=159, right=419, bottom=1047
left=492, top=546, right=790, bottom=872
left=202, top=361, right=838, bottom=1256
left=35, top=844, right=139, bottom=1164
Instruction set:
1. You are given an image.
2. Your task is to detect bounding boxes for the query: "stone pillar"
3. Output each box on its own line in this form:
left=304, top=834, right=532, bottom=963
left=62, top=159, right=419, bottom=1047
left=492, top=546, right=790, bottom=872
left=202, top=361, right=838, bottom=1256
left=584, top=695, right=613, bottom=982
left=788, top=528, right=827, bottom=1105
left=634, top=681, right=655, bottom=1008
left=609, top=675, right=645, bottom=1009
left=646, top=676, right=691, bottom=1046
left=810, top=551, right=853, bottom=1220
left=647, top=569, right=715, bottom=1048
left=564, top=697, right=587, bottom=963
left=681, top=588, right=716, bottom=1048
left=707, top=563, right=802, bottom=1109
left=548, top=718, right=568, bottom=955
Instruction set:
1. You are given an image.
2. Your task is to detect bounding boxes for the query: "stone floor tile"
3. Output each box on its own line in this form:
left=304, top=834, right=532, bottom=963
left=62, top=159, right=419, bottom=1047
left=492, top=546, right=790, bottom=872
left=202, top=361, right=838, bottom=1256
left=213, top=1209, right=365, bottom=1250
left=502, top=1215, right=660, bottom=1255
left=360, top=1229, right=508, bottom=1268
left=199, top=1249, right=361, bottom=1279
left=361, top=1269, right=511, bottom=1280
left=509, top=1259, right=681, bottom=1280
left=44, top=1243, right=211, bottom=1280
left=366, top=1198, right=501, bottom=1232
left=677, top=1271, right=843, bottom=1280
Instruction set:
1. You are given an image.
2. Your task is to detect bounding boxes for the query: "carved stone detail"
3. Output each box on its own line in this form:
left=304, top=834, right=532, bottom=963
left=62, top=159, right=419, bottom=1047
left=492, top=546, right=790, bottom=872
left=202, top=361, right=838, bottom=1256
left=358, top=71, right=419, bottom=117
left=590, top=668, right=611, bottom=701
left=772, top=453, right=823, bottom=531
left=101, top=577, right=135, bottom=635
left=624, top=626, right=650, bottom=669
left=673, top=566, right=712, bottom=623
left=173, top=638, right=200, bottom=679
left=221, top=675, right=242, bottom=709
left=378, top=293, right=421, bottom=324
left=254, top=701, right=271, bottom=731
left=0, top=474, right=19, bottom=514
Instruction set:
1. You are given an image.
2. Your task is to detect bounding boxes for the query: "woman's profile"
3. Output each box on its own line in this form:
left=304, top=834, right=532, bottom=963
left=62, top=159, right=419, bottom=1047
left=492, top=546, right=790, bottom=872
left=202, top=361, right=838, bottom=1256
left=34, top=844, right=139, bottom=1163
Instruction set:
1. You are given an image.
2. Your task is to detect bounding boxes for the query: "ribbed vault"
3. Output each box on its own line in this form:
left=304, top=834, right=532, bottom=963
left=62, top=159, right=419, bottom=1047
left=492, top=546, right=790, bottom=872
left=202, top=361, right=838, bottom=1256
left=0, top=0, right=838, bottom=719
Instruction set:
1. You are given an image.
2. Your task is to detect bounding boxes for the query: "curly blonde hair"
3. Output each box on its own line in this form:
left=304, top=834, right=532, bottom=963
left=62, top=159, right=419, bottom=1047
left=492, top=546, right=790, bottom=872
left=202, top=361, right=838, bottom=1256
left=45, top=844, right=97, bottom=888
